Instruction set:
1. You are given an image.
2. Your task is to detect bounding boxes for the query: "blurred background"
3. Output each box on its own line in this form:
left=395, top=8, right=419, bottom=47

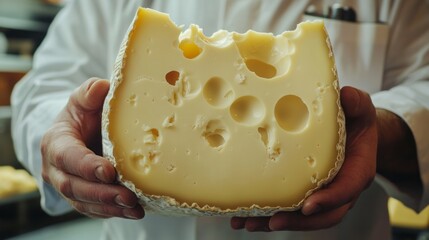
left=0, top=0, right=102, bottom=239
left=0, top=0, right=428, bottom=239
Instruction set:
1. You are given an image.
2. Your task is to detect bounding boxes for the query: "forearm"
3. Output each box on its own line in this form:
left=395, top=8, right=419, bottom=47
left=375, top=108, right=422, bottom=192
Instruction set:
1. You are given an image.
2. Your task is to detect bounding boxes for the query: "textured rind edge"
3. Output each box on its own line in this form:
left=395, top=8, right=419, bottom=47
left=101, top=9, right=346, bottom=217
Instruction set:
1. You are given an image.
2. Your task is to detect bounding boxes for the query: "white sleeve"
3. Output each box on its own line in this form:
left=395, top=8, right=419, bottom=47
left=11, top=0, right=142, bottom=215
left=372, top=1, right=429, bottom=212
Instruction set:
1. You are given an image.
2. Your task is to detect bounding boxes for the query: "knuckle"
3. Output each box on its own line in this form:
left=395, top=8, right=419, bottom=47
left=75, top=197, right=125, bottom=218
left=58, top=178, right=75, bottom=200
left=40, top=126, right=60, bottom=158
left=91, top=204, right=120, bottom=218
left=79, top=153, right=98, bottom=180
left=100, top=204, right=115, bottom=215
left=52, top=147, right=67, bottom=169
left=71, top=201, right=87, bottom=214
left=41, top=171, right=51, bottom=184
left=40, top=135, right=49, bottom=156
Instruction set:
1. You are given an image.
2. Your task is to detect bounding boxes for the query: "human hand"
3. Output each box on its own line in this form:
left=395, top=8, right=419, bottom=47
left=40, top=78, right=145, bottom=219
left=230, top=86, right=378, bottom=231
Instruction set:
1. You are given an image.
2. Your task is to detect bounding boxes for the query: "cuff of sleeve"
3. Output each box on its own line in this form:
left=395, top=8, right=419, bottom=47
left=372, top=86, right=429, bottom=212
left=40, top=181, right=74, bottom=216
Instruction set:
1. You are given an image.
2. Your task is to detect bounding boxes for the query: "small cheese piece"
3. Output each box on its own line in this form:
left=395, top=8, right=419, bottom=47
left=102, top=8, right=345, bottom=216
left=0, top=166, right=38, bottom=198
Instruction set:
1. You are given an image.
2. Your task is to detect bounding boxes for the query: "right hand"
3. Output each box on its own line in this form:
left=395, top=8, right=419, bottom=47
left=41, top=78, right=145, bottom=219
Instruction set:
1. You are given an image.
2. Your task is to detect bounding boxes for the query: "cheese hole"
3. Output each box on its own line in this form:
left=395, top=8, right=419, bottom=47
left=179, top=39, right=202, bottom=59
left=131, top=152, right=145, bottom=168
left=186, top=149, right=191, bottom=155
left=204, top=132, right=225, bottom=148
left=306, top=156, right=316, bottom=168
left=245, top=59, right=277, bottom=79
left=130, top=151, right=153, bottom=174
left=269, top=146, right=281, bottom=162
left=147, top=151, right=160, bottom=164
left=143, top=128, right=161, bottom=145
left=167, top=90, right=183, bottom=106
left=230, top=96, right=265, bottom=125
left=275, top=95, right=309, bottom=132
left=312, top=97, right=323, bottom=116
left=162, top=113, right=176, bottom=128
left=203, top=77, right=234, bottom=108
left=126, top=94, right=137, bottom=106
left=167, top=164, right=176, bottom=173
left=150, top=128, right=159, bottom=138
left=311, top=172, right=319, bottom=184
left=258, top=127, right=268, bottom=147
left=165, top=70, right=180, bottom=86
left=203, top=120, right=230, bottom=149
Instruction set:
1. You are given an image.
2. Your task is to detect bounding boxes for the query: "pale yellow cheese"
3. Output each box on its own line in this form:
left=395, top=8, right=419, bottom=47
left=102, top=8, right=345, bottom=216
left=388, top=198, right=429, bottom=229
left=0, top=166, right=38, bottom=198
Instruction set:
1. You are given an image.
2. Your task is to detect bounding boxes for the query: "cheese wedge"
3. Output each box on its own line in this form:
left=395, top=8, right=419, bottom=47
left=102, top=8, right=345, bottom=217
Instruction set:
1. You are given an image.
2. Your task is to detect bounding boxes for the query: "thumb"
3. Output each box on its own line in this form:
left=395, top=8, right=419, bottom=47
left=340, top=86, right=376, bottom=121
left=65, top=78, right=110, bottom=150
left=71, top=78, right=110, bottom=113
left=300, top=86, right=377, bottom=216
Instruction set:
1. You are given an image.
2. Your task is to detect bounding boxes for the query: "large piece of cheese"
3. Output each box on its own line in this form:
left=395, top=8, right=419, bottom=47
left=102, top=8, right=345, bottom=217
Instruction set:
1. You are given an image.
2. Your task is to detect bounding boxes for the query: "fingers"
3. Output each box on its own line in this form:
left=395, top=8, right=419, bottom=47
left=41, top=77, right=114, bottom=183
left=231, top=203, right=351, bottom=232
left=301, top=87, right=377, bottom=216
left=231, top=217, right=271, bottom=232
left=300, top=161, right=364, bottom=216
left=50, top=167, right=134, bottom=206
left=231, top=217, right=246, bottom=230
left=301, top=139, right=374, bottom=216
left=42, top=131, right=116, bottom=183
left=42, top=137, right=145, bottom=219
left=269, top=204, right=351, bottom=231
left=49, top=166, right=144, bottom=219
left=72, top=201, right=144, bottom=219
left=62, top=78, right=110, bottom=146
left=40, top=78, right=144, bottom=219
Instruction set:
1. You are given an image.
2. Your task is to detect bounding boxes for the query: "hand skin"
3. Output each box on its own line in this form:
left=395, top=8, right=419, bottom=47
left=40, top=78, right=145, bottom=219
left=230, top=86, right=412, bottom=232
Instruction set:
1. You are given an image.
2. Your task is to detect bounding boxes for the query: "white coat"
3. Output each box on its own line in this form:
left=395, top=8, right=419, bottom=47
left=11, top=0, right=429, bottom=239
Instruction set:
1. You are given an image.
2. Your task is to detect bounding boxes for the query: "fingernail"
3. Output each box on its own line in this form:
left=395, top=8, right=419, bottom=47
left=230, top=217, right=246, bottom=230
left=95, top=166, right=107, bottom=182
left=302, top=203, right=322, bottom=216
left=86, top=79, right=97, bottom=91
left=115, top=195, right=134, bottom=208
left=123, top=208, right=144, bottom=220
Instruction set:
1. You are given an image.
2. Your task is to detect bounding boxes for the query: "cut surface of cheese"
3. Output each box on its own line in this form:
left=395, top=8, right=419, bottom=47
left=102, top=8, right=345, bottom=216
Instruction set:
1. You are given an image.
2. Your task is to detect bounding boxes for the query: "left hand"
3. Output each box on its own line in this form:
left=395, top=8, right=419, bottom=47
left=230, top=86, right=378, bottom=232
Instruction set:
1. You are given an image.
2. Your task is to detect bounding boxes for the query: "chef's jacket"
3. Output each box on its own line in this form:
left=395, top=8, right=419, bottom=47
left=11, top=0, right=429, bottom=239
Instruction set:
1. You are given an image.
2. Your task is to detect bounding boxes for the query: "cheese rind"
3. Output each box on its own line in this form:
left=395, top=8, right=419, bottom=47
left=102, top=8, right=345, bottom=217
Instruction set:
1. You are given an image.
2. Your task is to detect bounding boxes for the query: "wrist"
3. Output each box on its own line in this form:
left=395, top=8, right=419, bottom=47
left=376, top=108, right=419, bottom=181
